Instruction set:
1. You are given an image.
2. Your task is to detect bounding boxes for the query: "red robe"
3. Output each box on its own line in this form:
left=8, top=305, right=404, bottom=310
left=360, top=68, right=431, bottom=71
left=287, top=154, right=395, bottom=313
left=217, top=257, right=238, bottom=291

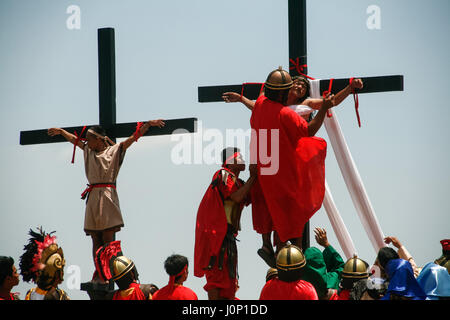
left=259, top=278, right=318, bottom=300
left=194, top=168, right=244, bottom=278
left=250, top=96, right=326, bottom=242
left=152, top=284, right=198, bottom=300
left=112, top=282, right=146, bottom=300
left=194, top=168, right=246, bottom=299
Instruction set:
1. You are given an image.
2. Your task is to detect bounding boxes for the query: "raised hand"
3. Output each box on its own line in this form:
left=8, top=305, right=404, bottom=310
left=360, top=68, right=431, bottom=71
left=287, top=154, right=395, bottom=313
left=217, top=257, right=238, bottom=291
left=314, top=227, right=330, bottom=247
left=384, top=236, right=402, bottom=249
left=48, top=128, right=62, bottom=136
left=350, top=78, right=364, bottom=90
left=148, top=119, right=165, bottom=128
left=222, top=92, right=241, bottom=103
left=322, top=92, right=335, bottom=109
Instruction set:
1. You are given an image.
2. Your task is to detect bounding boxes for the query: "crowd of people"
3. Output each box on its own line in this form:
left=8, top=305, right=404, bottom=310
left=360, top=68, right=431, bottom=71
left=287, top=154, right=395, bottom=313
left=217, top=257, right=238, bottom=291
left=1, top=67, right=449, bottom=300
left=0, top=229, right=449, bottom=300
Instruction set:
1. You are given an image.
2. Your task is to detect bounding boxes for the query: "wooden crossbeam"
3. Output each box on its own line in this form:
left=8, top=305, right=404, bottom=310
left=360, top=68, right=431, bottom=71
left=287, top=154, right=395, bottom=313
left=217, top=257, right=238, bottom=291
left=197, top=75, right=404, bottom=103
left=19, top=118, right=197, bottom=145
left=19, top=27, right=197, bottom=147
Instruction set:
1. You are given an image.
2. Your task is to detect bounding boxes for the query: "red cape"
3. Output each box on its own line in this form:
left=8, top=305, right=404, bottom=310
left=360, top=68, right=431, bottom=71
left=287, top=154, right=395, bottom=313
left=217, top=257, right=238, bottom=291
left=152, top=284, right=198, bottom=300
left=259, top=278, right=318, bottom=300
left=250, top=96, right=326, bottom=242
left=194, top=169, right=229, bottom=278
left=112, top=283, right=146, bottom=300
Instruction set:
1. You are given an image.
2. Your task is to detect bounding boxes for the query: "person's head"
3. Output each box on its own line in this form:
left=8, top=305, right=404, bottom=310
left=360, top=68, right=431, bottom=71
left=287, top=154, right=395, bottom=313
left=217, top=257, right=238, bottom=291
left=265, top=268, right=278, bottom=282
left=86, top=125, right=108, bottom=151
left=376, top=247, right=399, bottom=271
left=149, top=283, right=159, bottom=295
left=340, top=255, right=370, bottom=290
left=222, top=147, right=245, bottom=173
left=111, top=256, right=139, bottom=290
left=287, top=76, right=310, bottom=105
left=0, top=256, right=19, bottom=290
left=20, top=228, right=66, bottom=291
left=264, top=67, right=293, bottom=105
left=276, top=245, right=306, bottom=282
left=164, top=254, right=189, bottom=284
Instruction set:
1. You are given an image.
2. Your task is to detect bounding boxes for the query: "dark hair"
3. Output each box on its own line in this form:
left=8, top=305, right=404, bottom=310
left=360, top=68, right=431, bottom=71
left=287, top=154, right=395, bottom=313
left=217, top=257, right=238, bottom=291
left=115, top=266, right=139, bottom=291
left=221, top=147, right=240, bottom=165
left=277, top=268, right=303, bottom=282
left=264, top=87, right=290, bottom=105
left=164, top=254, right=188, bottom=281
left=88, top=125, right=106, bottom=137
left=377, top=247, right=399, bottom=269
left=348, top=279, right=369, bottom=300
left=292, top=76, right=310, bottom=104
left=340, top=277, right=359, bottom=290
left=0, top=256, right=14, bottom=286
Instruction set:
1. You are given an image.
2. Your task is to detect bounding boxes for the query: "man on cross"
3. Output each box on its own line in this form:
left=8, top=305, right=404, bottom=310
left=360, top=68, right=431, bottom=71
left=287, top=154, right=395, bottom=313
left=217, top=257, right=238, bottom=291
left=48, top=119, right=164, bottom=282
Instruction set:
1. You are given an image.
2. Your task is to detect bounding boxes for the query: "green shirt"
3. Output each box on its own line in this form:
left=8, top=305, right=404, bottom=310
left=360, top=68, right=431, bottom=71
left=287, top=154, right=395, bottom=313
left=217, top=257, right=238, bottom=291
left=302, top=245, right=345, bottom=298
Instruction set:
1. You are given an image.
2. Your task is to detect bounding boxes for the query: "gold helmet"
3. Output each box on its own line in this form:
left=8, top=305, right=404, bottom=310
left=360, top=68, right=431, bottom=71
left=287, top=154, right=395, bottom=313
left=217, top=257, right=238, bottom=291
left=341, top=255, right=369, bottom=279
left=111, top=256, right=135, bottom=281
left=265, top=66, right=293, bottom=91
left=20, top=228, right=66, bottom=291
left=276, top=245, right=306, bottom=282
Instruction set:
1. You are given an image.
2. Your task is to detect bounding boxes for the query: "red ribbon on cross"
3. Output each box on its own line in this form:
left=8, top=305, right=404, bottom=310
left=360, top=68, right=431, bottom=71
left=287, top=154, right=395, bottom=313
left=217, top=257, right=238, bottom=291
left=71, top=126, right=87, bottom=164
left=289, top=58, right=316, bottom=80
left=349, top=77, right=361, bottom=127
left=323, top=78, right=334, bottom=118
left=134, top=122, right=143, bottom=141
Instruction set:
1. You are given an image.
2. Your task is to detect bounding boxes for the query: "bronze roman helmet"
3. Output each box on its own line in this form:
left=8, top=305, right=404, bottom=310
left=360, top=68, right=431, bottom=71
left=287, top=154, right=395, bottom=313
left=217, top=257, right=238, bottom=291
left=341, top=255, right=370, bottom=279
left=111, top=256, right=135, bottom=281
left=266, top=267, right=278, bottom=282
left=264, top=66, right=293, bottom=105
left=19, top=227, right=66, bottom=291
left=276, top=245, right=306, bottom=282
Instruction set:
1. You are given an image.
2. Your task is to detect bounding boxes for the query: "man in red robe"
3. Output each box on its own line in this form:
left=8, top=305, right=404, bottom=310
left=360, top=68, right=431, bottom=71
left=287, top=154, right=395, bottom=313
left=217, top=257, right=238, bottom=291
left=260, top=245, right=318, bottom=300
left=152, top=254, right=198, bottom=300
left=250, top=67, right=334, bottom=265
left=194, top=147, right=256, bottom=300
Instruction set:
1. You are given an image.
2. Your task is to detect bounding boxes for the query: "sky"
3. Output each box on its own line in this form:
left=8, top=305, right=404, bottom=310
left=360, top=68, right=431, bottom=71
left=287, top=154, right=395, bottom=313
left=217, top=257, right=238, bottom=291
left=0, top=0, right=449, bottom=300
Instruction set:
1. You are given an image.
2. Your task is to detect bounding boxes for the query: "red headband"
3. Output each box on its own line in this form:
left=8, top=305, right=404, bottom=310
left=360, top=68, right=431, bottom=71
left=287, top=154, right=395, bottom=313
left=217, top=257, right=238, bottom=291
left=224, top=152, right=241, bottom=166
left=168, top=264, right=188, bottom=288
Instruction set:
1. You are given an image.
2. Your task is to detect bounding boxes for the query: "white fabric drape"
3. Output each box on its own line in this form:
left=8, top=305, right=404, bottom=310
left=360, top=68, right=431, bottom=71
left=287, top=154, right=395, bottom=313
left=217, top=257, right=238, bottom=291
left=310, top=80, right=386, bottom=254
left=323, top=181, right=357, bottom=259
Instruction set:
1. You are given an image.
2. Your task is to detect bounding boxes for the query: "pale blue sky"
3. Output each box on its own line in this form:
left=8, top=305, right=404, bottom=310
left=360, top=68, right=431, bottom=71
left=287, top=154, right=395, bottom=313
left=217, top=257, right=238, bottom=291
left=0, top=0, right=449, bottom=300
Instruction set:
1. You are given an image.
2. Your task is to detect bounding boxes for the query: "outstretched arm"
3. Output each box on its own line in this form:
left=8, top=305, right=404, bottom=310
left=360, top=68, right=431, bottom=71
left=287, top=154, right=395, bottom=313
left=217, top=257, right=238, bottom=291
left=384, top=236, right=420, bottom=278
left=120, top=119, right=165, bottom=151
left=48, top=128, right=85, bottom=149
left=222, top=92, right=256, bottom=111
left=304, top=78, right=363, bottom=110
left=307, top=93, right=335, bottom=137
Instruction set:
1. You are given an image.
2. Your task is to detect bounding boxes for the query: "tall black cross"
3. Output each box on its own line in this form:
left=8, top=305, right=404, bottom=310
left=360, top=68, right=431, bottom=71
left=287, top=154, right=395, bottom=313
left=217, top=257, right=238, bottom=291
left=20, top=28, right=197, bottom=146
left=197, top=0, right=403, bottom=249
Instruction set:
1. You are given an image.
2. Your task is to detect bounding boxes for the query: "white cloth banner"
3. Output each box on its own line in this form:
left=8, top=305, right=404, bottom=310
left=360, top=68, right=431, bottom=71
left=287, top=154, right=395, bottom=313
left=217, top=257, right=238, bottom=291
left=323, top=181, right=357, bottom=260
left=310, top=80, right=386, bottom=253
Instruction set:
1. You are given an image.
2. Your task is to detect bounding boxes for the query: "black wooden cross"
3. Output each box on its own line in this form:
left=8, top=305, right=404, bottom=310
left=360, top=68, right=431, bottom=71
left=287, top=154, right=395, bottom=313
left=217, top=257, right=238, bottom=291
left=19, top=27, right=197, bottom=299
left=20, top=28, right=197, bottom=146
left=197, top=0, right=403, bottom=250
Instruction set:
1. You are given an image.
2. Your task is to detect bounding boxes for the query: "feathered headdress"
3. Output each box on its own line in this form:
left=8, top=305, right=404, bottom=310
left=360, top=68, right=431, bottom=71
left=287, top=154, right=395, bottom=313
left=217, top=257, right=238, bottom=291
left=19, top=227, right=62, bottom=287
left=95, top=240, right=123, bottom=281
